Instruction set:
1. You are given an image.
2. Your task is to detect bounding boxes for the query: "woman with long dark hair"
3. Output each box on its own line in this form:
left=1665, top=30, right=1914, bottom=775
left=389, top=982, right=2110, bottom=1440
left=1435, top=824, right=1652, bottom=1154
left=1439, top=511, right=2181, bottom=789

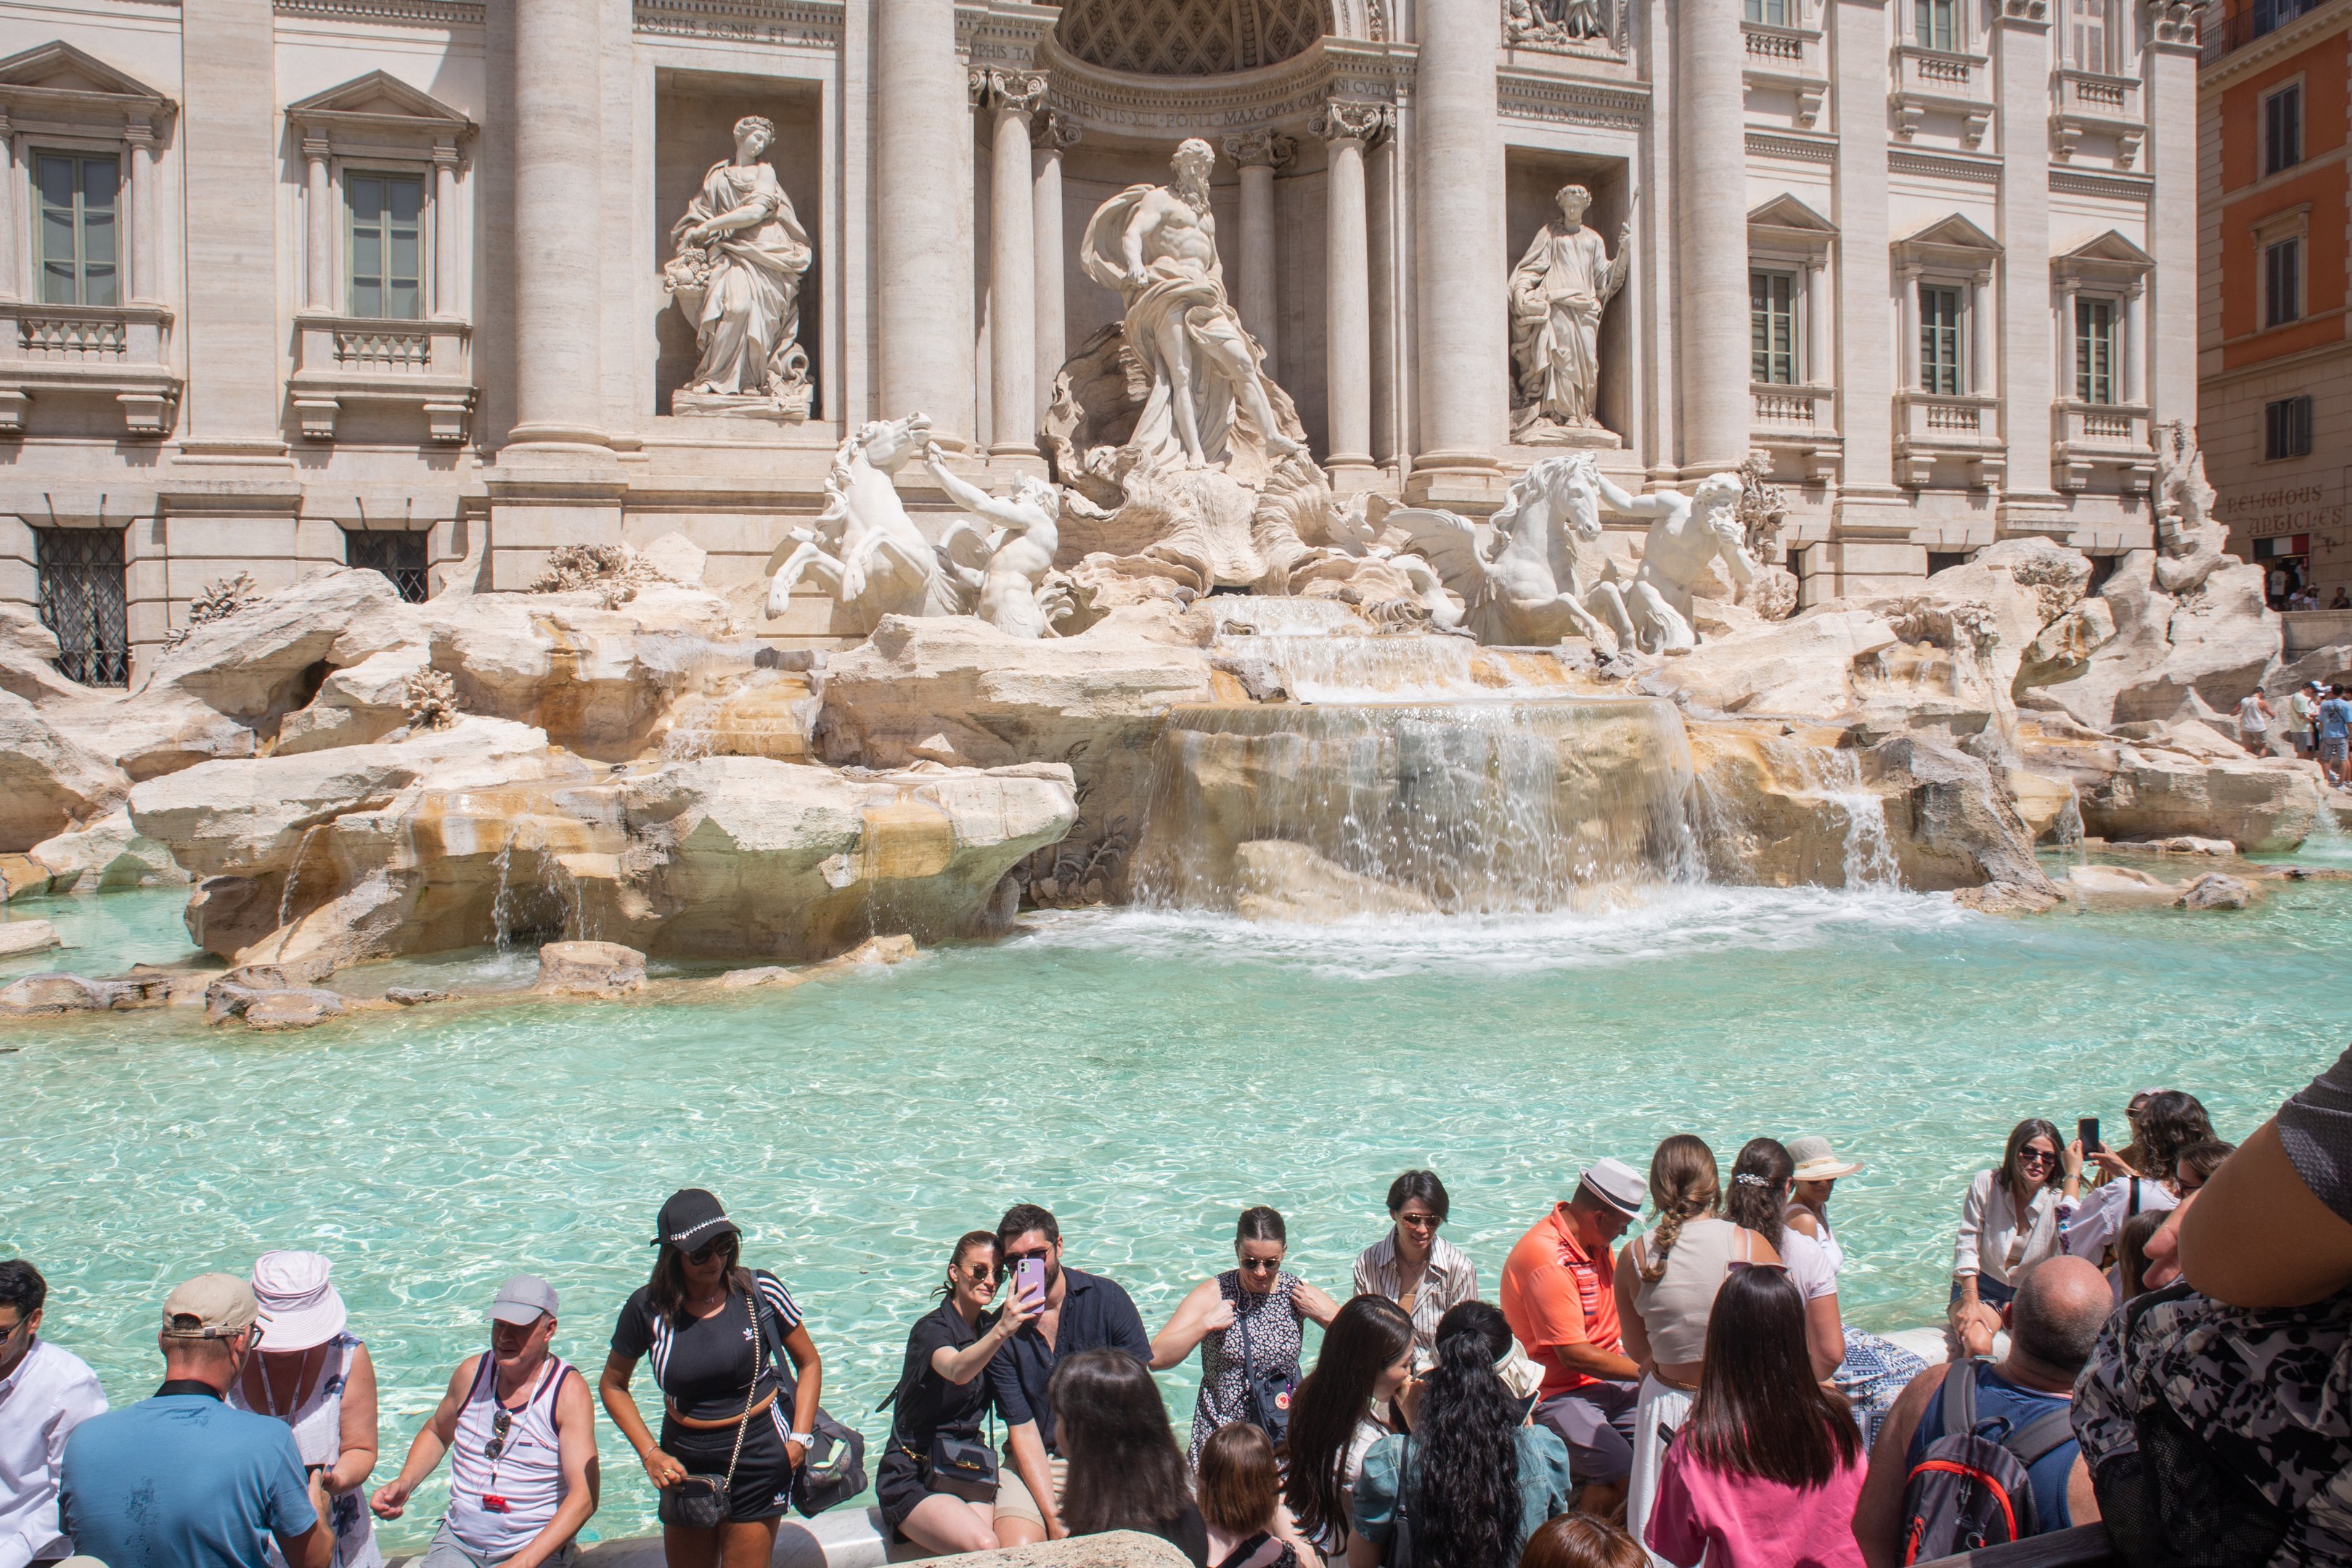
left=2061, top=1090, right=2216, bottom=1266
left=1348, top=1302, right=1572, bottom=1568
left=1949, top=1119, right=2067, bottom=1347
left=1284, top=1295, right=1417, bottom=1554
left=875, top=1231, right=1034, bottom=1554
left=600, top=1190, right=825, bottom=1568
left=1153, top=1206, right=1342, bottom=1466
left=1643, top=1268, right=1865, bottom=1568
left=1049, top=1348, right=1208, bottom=1566
left=1613, top=1137, right=1779, bottom=1549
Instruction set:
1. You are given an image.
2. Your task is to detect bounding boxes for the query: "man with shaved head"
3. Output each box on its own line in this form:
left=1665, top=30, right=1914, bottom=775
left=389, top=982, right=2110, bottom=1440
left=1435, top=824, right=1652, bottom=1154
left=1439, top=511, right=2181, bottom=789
left=1852, top=1256, right=2112, bottom=1566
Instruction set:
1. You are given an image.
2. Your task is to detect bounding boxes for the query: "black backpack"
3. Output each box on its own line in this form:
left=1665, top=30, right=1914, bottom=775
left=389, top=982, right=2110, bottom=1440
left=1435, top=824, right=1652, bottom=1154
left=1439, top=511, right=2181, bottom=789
left=1899, top=1360, right=2075, bottom=1563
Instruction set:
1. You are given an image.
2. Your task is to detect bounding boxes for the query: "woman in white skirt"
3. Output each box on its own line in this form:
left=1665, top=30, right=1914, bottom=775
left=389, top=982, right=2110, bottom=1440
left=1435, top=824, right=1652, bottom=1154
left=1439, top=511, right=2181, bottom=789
left=1612, top=1135, right=1779, bottom=1566
left=230, top=1251, right=383, bottom=1568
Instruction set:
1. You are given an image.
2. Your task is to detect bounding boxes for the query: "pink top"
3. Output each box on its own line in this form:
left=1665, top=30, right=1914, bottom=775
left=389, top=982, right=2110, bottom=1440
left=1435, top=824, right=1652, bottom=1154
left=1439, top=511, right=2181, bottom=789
left=1644, top=1436, right=1866, bottom=1568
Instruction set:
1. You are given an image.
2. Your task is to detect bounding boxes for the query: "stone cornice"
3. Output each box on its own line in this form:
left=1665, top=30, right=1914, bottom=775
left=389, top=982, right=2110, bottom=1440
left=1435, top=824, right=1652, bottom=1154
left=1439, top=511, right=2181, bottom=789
left=2049, top=166, right=2155, bottom=199
left=2199, top=0, right=2351, bottom=90
left=1497, top=68, right=1649, bottom=130
left=634, top=0, right=843, bottom=48
left=1747, top=130, right=1837, bottom=163
left=1039, top=35, right=1406, bottom=136
left=1889, top=147, right=2003, bottom=184
left=276, top=0, right=484, bottom=25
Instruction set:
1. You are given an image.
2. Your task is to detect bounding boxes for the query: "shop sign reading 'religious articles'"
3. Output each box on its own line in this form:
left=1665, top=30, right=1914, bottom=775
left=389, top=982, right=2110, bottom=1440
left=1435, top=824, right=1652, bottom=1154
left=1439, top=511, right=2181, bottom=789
left=2218, top=467, right=2352, bottom=542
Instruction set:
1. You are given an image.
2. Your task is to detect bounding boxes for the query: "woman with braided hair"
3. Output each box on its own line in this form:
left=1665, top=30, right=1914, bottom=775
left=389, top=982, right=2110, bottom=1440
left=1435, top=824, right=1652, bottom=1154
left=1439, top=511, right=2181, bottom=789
left=1613, top=1136, right=1780, bottom=1556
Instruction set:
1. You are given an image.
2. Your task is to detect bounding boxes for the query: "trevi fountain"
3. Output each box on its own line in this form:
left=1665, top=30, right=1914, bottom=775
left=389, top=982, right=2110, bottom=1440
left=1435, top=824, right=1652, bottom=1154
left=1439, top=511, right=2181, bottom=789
left=1, top=78, right=2343, bottom=1567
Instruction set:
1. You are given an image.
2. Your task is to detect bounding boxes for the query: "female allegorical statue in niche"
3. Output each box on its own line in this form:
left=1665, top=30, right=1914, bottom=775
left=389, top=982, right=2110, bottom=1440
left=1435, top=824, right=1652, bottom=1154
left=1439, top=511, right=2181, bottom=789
left=1508, top=182, right=1630, bottom=444
left=663, top=114, right=812, bottom=417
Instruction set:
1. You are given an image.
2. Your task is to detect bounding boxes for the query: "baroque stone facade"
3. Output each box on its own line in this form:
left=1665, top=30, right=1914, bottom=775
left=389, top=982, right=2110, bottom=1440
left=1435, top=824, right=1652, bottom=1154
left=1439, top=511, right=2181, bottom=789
left=0, top=0, right=2194, bottom=679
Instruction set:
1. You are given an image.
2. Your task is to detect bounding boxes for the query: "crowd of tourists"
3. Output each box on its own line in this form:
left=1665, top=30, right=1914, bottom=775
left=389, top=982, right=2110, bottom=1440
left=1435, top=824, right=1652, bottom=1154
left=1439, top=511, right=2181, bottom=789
left=8, top=1054, right=2352, bottom=1568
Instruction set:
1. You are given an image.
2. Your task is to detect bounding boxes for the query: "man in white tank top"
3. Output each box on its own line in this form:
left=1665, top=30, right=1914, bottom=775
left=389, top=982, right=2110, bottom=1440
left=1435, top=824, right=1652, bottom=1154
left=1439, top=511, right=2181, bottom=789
left=369, top=1277, right=597, bottom=1568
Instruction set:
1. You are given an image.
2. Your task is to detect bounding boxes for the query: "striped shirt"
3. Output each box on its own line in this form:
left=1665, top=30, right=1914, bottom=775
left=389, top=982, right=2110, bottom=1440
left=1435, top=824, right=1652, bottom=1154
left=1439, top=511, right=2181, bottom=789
left=1352, top=1232, right=1479, bottom=1361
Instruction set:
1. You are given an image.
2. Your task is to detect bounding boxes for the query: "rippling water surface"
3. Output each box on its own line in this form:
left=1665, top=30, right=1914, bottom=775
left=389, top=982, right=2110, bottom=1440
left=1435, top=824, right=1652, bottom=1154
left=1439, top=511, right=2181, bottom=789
left=5, top=880, right=2347, bottom=1546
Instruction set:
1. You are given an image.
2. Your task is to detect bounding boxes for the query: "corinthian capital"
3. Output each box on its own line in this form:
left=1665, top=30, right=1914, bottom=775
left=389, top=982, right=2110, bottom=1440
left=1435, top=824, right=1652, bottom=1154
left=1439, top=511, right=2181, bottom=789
left=1220, top=127, right=1298, bottom=168
left=1310, top=99, right=1392, bottom=147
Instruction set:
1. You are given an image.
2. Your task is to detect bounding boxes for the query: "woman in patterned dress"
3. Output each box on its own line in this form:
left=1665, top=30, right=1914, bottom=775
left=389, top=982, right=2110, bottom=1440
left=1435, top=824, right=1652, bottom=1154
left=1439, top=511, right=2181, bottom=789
left=1152, top=1207, right=1342, bottom=1469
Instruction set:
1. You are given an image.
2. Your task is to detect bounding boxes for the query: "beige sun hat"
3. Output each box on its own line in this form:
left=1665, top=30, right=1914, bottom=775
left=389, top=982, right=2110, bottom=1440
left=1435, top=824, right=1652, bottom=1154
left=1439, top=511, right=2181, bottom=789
left=1787, top=1136, right=1863, bottom=1181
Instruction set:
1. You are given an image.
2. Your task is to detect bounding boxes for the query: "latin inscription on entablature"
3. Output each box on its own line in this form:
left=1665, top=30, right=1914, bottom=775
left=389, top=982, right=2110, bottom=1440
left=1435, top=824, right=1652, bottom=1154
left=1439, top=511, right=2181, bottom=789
left=634, top=0, right=842, bottom=49
left=1496, top=70, right=1648, bottom=131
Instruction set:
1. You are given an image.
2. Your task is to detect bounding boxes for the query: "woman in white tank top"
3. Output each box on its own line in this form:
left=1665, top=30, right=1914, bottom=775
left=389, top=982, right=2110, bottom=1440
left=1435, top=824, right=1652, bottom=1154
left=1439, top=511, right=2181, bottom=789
left=232, top=1253, right=383, bottom=1568
left=444, top=1352, right=579, bottom=1563
left=1611, top=1137, right=1779, bottom=1567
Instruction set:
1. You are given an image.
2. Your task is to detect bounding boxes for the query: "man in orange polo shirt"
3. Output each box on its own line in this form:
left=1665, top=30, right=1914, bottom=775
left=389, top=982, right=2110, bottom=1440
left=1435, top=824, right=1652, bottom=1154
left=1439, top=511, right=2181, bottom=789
left=1499, top=1157, right=1647, bottom=1513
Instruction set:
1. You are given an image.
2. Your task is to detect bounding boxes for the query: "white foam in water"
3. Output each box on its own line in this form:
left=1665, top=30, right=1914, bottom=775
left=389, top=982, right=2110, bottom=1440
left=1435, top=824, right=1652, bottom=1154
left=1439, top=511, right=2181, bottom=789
left=1018, top=881, right=1974, bottom=983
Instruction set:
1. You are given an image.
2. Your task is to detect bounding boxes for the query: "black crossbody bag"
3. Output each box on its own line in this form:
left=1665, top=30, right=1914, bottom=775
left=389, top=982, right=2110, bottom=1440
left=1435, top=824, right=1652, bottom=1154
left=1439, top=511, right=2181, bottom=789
left=656, top=1291, right=759, bottom=1531
left=878, top=1318, right=1000, bottom=1503
left=1236, top=1287, right=1300, bottom=1447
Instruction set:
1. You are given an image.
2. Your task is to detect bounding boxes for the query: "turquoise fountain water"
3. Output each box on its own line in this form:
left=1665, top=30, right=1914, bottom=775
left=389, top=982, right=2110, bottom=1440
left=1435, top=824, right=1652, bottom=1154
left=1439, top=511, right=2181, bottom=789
left=4, top=878, right=2348, bottom=1547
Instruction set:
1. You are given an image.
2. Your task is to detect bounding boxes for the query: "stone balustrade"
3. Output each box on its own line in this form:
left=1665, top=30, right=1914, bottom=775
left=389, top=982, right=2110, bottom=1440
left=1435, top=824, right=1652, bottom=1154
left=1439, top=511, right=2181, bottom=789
left=1892, top=44, right=1995, bottom=147
left=288, top=314, right=475, bottom=444
left=2052, top=399, right=2155, bottom=491
left=1893, top=391, right=2004, bottom=488
left=1751, top=383, right=1842, bottom=481
left=2051, top=69, right=2147, bottom=166
left=0, top=300, right=179, bottom=436
left=1741, top=20, right=1827, bottom=126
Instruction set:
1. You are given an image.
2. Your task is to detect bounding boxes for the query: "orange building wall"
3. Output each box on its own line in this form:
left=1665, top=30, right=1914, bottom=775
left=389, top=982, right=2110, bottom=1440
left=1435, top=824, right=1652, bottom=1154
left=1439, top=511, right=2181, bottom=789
left=2216, top=33, right=2351, bottom=370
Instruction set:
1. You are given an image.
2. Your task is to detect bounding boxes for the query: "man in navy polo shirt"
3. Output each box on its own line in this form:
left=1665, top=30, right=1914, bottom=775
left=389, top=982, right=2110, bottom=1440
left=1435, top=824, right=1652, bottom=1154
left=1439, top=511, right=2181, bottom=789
left=987, top=1204, right=1151, bottom=1543
left=60, top=1273, right=330, bottom=1568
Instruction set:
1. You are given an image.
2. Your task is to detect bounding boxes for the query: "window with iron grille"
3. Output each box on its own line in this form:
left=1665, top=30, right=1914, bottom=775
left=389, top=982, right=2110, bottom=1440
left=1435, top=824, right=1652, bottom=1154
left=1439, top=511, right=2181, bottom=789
left=1919, top=284, right=1964, bottom=394
left=2266, top=395, right=2314, bottom=461
left=346, top=173, right=424, bottom=321
left=2264, top=237, right=2302, bottom=328
left=2263, top=83, right=2303, bottom=175
left=2075, top=298, right=2117, bottom=404
left=344, top=528, right=430, bottom=603
left=36, top=151, right=120, bottom=308
left=35, top=527, right=130, bottom=687
left=1751, top=271, right=1799, bottom=385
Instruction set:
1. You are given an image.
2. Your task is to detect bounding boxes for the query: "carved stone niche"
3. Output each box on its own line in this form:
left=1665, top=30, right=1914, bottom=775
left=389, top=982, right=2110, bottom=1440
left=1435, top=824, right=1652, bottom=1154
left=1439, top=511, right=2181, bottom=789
left=285, top=72, right=477, bottom=446
left=1502, top=150, right=1636, bottom=454
left=0, top=41, right=181, bottom=439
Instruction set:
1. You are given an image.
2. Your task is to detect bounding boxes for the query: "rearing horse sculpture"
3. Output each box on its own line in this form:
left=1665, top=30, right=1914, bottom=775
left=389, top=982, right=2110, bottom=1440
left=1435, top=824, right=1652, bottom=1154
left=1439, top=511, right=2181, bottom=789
left=765, top=415, right=960, bottom=633
left=1378, top=452, right=1637, bottom=652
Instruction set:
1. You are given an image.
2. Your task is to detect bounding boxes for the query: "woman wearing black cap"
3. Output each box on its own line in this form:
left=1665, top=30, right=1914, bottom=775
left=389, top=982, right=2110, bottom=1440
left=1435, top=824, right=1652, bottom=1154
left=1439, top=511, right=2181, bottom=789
left=599, top=1189, right=825, bottom=1568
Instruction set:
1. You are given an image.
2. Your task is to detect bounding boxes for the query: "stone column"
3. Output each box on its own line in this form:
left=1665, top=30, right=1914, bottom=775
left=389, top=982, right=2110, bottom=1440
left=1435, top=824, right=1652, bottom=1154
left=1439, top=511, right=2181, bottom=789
left=2123, top=282, right=2146, bottom=406
left=1033, top=113, right=1078, bottom=425
left=1410, top=0, right=1508, bottom=481
left=1315, top=102, right=1384, bottom=480
left=1900, top=269, right=1920, bottom=389
left=2056, top=279, right=2078, bottom=398
left=126, top=117, right=160, bottom=307
left=2144, top=5, right=2199, bottom=428
left=1971, top=276, right=1989, bottom=394
left=875, top=0, right=972, bottom=441
left=508, top=0, right=606, bottom=448
left=0, top=115, right=16, bottom=300
left=303, top=137, right=334, bottom=314
left=1222, top=128, right=1291, bottom=367
left=1802, top=258, right=1825, bottom=385
left=1830, top=0, right=1898, bottom=506
left=976, top=70, right=1045, bottom=457
left=1368, top=130, right=1402, bottom=467
left=1673, top=0, right=1751, bottom=475
left=180, top=0, right=287, bottom=453
left=433, top=147, right=462, bottom=321
left=1991, top=0, right=2057, bottom=503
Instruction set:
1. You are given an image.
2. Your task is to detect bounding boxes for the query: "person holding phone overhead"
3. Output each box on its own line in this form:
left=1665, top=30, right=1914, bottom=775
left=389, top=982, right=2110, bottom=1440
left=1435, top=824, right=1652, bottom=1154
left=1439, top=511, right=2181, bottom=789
left=1151, top=1207, right=1342, bottom=1468
left=599, top=1190, right=824, bottom=1568
left=987, top=1204, right=1153, bottom=1545
left=2059, top=1092, right=2213, bottom=1267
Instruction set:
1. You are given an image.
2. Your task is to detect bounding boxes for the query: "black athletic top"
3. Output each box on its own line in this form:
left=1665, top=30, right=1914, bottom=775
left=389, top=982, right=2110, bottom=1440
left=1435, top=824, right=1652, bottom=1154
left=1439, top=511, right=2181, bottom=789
left=611, top=1268, right=805, bottom=1424
left=888, top=1299, right=1000, bottom=1455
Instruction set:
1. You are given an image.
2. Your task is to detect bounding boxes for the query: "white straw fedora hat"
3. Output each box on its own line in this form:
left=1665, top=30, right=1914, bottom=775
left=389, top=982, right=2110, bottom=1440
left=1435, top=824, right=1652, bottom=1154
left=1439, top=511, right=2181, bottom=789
left=1787, top=1136, right=1863, bottom=1181
left=249, top=1250, right=349, bottom=1352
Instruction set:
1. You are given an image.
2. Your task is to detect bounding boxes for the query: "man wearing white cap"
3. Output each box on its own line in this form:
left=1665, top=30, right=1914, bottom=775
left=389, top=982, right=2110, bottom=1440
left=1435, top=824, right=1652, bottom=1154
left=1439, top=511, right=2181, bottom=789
left=372, top=1276, right=597, bottom=1568
left=1498, top=1157, right=1649, bottom=1514
left=59, top=1273, right=332, bottom=1568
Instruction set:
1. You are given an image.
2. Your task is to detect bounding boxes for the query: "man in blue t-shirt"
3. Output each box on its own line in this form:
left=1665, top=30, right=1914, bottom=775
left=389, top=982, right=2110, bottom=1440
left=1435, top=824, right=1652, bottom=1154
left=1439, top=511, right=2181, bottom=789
left=60, top=1273, right=330, bottom=1568
left=1850, top=1256, right=2114, bottom=1564
left=2319, top=684, right=2352, bottom=788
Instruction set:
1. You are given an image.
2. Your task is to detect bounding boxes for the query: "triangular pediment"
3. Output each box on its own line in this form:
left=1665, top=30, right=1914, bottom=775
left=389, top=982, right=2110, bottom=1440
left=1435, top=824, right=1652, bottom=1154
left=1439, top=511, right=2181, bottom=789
left=288, top=70, right=471, bottom=134
left=0, top=41, right=168, bottom=104
left=1749, top=192, right=1838, bottom=235
left=1898, top=213, right=2002, bottom=253
left=2058, top=229, right=2154, bottom=266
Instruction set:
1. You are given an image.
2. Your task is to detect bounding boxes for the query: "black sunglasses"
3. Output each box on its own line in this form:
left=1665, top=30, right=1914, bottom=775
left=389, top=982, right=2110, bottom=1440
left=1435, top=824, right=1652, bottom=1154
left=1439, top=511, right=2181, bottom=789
left=685, top=1239, right=734, bottom=1264
left=1238, top=1257, right=1283, bottom=1274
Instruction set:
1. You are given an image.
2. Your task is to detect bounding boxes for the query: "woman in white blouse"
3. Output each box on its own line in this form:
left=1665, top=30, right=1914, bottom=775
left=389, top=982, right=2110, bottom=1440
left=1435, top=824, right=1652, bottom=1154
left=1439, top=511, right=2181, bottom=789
left=1948, top=1119, right=2069, bottom=1348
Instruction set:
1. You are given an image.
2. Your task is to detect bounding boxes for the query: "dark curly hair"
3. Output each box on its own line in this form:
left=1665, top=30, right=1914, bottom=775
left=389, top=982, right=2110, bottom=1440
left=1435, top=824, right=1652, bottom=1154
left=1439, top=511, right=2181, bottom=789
left=1413, top=1302, right=1524, bottom=1568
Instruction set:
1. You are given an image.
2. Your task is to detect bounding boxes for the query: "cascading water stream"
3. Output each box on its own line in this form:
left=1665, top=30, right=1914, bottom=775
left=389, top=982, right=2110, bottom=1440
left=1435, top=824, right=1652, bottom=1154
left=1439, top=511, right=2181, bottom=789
left=272, top=825, right=327, bottom=955
left=1805, top=750, right=1904, bottom=892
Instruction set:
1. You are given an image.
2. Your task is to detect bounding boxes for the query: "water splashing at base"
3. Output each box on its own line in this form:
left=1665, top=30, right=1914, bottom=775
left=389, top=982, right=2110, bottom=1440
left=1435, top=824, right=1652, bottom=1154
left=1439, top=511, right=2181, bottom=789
left=1807, top=750, right=1904, bottom=892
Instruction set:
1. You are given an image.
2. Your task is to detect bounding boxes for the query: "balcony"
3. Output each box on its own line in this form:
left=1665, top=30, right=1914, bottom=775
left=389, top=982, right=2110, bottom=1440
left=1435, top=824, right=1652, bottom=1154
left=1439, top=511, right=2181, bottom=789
left=1742, top=22, right=1828, bottom=126
left=1892, top=46, right=1994, bottom=148
left=0, top=302, right=180, bottom=437
left=1893, top=391, right=2004, bottom=488
left=1750, top=383, right=1842, bottom=481
left=2202, top=0, right=2324, bottom=64
left=288, top=314, right=475, bottom=444
left=2052, top=401, right=2155, bottom=491
left=2051, top=70, right=2145, bottom=166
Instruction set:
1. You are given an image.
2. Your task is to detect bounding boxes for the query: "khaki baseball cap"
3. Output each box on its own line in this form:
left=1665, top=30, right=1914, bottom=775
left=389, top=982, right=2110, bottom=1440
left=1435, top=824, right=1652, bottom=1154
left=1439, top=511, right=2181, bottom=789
left=161, top=1272, right=259, bottom=1339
